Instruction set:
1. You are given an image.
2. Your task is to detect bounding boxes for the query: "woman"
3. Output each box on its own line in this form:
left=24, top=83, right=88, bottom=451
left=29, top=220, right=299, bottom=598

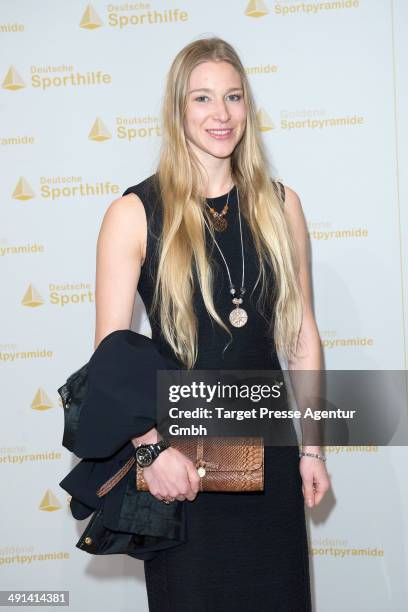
left=95, top=37, right=330, bottom=611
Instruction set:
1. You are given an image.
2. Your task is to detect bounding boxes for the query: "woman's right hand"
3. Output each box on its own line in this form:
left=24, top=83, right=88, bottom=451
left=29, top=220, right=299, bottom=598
left=142, top=446, right=201, bottom=502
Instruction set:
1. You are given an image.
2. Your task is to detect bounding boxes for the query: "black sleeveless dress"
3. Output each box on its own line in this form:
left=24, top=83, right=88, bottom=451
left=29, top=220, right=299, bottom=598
left=123, top=175, right=312, bottom=612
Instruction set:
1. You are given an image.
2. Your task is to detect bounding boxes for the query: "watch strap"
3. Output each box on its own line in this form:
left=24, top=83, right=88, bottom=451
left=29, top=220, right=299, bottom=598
left=135, top=438, right=170, bottom=465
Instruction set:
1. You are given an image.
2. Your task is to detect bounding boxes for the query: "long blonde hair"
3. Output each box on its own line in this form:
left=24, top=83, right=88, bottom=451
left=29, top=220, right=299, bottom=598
left=151, top=36, right=303, bottom=369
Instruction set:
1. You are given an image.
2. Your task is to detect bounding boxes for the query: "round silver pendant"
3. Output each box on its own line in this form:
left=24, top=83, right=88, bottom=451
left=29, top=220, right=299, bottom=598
left=229, top=307, right=248, bottom=327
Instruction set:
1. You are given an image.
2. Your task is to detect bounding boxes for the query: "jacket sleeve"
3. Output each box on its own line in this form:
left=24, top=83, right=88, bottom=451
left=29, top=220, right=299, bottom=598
left=73, top=329, right=172, bottom=459
left=58, top=329, right=187, bottom=560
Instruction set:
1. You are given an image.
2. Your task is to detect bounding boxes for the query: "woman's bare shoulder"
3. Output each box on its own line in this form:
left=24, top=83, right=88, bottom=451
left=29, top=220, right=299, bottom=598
left=98, top=192, right=147, bottom=265
left=105, top=190, right=145, bottom=217
left=279, top=184, right=304, bottom=218
left=278, top=184, right=309, bottom=243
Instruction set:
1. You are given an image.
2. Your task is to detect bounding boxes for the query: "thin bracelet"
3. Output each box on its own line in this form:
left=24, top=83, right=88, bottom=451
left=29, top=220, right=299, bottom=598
left=299, top=451, right=326, bottom=462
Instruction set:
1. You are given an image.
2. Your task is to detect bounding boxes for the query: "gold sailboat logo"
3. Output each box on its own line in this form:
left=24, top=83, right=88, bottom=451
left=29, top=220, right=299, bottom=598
left=39, top=490, right=62, bottom=512
left=31, top=388, right=54, bottom=411
left=88, top=117, right=112, bottom=141
left=2, top=66, right=26, bottom=90
left=245, top=0, right=269, bottom=18
left=257, top=108, right=275, bottom=131
left=21, top=284, right=45, bottom=307
left=12, top=177, right=36, bottom=201
left=80, top=4, right=104, bottom=30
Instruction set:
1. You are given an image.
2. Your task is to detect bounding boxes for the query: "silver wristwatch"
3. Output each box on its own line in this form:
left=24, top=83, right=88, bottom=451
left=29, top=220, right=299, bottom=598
left=134, top=439, right=171, bottom=468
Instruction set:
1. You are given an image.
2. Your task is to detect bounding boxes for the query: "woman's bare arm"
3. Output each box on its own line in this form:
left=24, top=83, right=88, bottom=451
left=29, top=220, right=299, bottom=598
left=93, top=189, right=199, bottom=502
left=282, top=185, right=330, bottom=507
left=282, top=185, right=323, bottom=448
left=94, top=191, right=159, bottom=446
left=94, top=192, right=147, bottom=349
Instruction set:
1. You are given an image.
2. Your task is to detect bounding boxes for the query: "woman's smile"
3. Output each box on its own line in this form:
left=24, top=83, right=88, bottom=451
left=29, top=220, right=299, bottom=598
left=205, top=128, right=234, bottom=140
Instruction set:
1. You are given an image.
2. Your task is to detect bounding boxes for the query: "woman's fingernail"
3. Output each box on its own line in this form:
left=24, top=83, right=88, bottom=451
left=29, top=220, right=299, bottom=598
left=307, top=498, right=313, bottom=506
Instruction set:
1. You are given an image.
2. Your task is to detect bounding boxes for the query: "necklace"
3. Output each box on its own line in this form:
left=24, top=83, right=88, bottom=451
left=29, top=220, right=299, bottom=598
left=203, top=187, right=248, bottom=327
left=205, top=182, right=234, bottom=232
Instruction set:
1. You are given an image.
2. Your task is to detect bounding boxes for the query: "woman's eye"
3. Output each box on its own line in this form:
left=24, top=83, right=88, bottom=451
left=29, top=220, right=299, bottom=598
left=194, top=94, right=242, bottom=103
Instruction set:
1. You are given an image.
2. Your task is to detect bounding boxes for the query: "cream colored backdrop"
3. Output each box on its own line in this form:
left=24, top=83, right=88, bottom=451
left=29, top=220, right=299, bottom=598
left=1, top=1, right=407, bottom=610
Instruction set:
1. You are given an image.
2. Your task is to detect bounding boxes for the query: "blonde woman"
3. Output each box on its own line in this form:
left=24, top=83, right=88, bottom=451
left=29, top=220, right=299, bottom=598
left=95, top=37, right=330, bottom=611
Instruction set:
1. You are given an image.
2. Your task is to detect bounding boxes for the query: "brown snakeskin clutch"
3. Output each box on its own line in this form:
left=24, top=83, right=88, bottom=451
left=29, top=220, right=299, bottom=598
left=136, top=437, right=264, bottom=492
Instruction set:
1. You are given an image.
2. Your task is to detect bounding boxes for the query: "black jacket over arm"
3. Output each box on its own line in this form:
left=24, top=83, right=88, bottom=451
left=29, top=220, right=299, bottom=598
left=58, top=329, right=187, bottom=560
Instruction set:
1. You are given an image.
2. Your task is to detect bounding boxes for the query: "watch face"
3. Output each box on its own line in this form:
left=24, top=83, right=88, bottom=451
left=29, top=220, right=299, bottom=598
left=136, top=447, right=153, bottom=467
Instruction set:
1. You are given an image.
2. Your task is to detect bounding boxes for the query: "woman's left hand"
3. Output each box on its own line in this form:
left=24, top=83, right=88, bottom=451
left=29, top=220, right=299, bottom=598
left=299, top=456, right=331, bottom=508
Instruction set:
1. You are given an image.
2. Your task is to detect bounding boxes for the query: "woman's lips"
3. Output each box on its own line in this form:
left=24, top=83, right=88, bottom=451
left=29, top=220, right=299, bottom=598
left=205, top=128, right=233, bottom=140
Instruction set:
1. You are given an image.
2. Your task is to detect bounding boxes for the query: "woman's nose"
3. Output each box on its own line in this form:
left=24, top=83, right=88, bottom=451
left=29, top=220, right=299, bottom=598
left=212, top=99, right=231, bottom=121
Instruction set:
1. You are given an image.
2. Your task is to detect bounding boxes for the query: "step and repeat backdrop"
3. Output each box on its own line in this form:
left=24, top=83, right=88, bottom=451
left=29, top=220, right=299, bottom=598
left=1, top=1, right=407, bottom=610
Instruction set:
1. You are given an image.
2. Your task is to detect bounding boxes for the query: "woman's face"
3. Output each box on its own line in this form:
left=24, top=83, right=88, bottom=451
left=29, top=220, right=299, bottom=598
left=183, top=60, right=247, bottom=162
